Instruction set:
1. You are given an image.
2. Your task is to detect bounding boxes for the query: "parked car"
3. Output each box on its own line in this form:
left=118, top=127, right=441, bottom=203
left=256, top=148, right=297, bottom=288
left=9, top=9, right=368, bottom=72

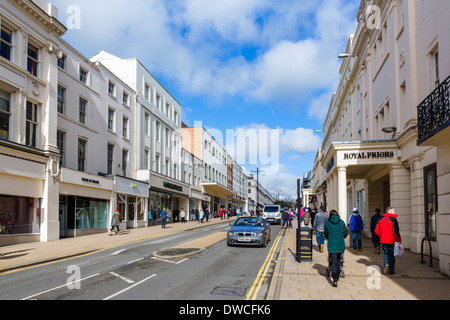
left=227, top=217, right=271, bottom=247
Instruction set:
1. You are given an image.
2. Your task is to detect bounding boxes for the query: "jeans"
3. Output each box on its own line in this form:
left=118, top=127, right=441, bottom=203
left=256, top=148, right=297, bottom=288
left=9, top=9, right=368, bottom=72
left=316, top=231, right=325, bottom=247
left=371, top=232, right=380, bottom=249
left=161, top=218, right=167, bottom=228
left=330, top=253, right=343, bottom=282
left=110, top=225, right=119, bottom=232
left=352, top=231, right=362, bottom=250
left=382, top=244, right=395, bottom=274
left=282, top=219, right=289, bottom=228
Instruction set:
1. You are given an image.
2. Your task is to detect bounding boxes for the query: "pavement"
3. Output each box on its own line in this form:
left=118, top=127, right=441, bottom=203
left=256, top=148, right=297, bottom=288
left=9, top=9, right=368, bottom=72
left=267, top=225, right=450, bottom=300
left=1, top=217, right=449, bottom=300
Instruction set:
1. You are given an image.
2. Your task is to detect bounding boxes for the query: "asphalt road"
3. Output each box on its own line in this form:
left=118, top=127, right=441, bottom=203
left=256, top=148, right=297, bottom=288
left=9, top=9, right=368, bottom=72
left=0, top=222, right=284, bottom=301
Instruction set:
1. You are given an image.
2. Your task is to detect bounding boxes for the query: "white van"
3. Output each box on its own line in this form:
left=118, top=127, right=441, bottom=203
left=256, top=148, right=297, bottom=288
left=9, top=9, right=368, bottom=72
left=262, top=204, right=281, bottom=225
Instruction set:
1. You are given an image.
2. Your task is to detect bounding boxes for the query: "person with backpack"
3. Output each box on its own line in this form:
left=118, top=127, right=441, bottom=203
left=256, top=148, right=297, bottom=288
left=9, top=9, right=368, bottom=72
left=370, top=208, right=383, bottom=254
left=349, top=208, right=364, bottom=253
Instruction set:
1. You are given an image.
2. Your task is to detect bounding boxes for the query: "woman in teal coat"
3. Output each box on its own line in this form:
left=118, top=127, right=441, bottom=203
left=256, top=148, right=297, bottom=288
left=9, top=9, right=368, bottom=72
left=324, top=210, right=348, bottom=287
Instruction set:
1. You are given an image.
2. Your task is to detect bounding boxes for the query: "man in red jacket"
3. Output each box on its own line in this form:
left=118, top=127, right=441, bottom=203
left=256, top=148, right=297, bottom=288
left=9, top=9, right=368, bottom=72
left=375, top=207, right=402, bottom=275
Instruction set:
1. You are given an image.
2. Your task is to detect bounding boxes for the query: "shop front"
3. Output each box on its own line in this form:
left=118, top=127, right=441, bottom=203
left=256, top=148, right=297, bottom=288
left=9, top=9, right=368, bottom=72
left=149, top=172, right=190, bottom=223
left=59, top=168, right=114, bottom=237
left=322, top=142, right=411, bottom=247
left=0, top=142, right=47, bottom=246
left=190, top=189, right=211, bottom=218
left=115, top=176, right=149, bottom=229
left=202, top=183, right=237, bottom=217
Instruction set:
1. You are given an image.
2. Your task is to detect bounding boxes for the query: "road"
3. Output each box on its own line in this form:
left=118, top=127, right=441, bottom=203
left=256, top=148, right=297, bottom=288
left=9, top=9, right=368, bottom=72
left=0, top=221, right=284, bottom=300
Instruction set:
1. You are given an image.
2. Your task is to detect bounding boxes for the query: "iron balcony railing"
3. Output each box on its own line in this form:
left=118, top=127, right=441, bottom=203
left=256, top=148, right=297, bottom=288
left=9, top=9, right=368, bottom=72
left=417, top=75, right=450, bottom=145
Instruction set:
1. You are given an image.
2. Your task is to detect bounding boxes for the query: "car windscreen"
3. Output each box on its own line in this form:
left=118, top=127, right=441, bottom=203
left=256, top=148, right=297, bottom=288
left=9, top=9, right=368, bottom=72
left=234, top=218, right=264, bottom=227
left=264, top=206, right=279, bottom=213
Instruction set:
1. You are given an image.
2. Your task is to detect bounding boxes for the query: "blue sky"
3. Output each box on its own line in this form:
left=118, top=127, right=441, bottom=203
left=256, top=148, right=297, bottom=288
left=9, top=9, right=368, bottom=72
left=50, top=0, right=359, bottom=200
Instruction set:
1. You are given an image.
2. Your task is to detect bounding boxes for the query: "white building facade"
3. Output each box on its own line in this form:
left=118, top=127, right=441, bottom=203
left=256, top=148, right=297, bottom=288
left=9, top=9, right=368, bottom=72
left=312, top=0, right=450, bottom=276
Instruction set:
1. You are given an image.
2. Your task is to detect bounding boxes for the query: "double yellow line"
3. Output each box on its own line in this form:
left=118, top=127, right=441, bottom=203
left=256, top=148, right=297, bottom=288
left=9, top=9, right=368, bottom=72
left=245, top=229, right=284, bottom=300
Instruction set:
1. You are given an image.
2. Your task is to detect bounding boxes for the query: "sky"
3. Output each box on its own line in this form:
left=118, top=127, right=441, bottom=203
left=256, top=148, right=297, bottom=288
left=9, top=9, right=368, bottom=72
left=50, top=0, right=359, bottom=200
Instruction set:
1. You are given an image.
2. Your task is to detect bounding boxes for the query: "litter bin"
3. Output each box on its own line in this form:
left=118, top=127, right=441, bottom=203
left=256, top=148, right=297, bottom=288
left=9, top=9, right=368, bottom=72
left=296, top=227, right=313, bottom=263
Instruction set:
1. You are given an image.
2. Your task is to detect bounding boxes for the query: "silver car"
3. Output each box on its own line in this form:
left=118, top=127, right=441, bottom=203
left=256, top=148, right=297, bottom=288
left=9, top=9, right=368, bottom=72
left=227, top=217, right=271, bottom=247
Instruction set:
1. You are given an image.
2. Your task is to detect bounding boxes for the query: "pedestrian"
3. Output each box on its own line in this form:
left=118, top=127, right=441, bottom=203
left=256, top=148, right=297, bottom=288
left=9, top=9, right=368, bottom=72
left=375, top=207, right=402, bottom=275
left=288, top=209, right=295, bottom=228
left=108, top=209, right=122, bottom=236
left=205, top=208, right=210, bottom=222
left=195, top=208, right=199, bottom=222
left=282, top=210, right=290, bottom=229
left=324, top=210, right=348, bottom=287
left=180, top=208, right=186, bottom=223
left=199, top=208, right=205, bottom=223
left=370, top=208, right=382, bottom=254
left=219, top=208, right=224, bottom=220
left=310, top=208, right=317, bottom=228
left=313, top=206, right=328, bottom=253
left=303, top=208, right=311, bottom=226
left=349, top=208, right=364, bottom=253
left=300, top=207, right=304, bottom=223
left=160, top=205, right=168, bottom=228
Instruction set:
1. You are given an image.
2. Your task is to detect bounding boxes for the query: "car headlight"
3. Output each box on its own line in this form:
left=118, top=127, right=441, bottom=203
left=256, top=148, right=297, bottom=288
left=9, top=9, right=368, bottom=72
left=228, top=232, right=237, bottom=236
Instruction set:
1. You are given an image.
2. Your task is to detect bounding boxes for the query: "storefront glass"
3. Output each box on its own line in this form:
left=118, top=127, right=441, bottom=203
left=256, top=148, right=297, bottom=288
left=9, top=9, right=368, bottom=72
left=75, top=197, right=108, bottom=230
left=0, top=195, right=40, bottom=235
left=149, top=191, right=172, bottom=220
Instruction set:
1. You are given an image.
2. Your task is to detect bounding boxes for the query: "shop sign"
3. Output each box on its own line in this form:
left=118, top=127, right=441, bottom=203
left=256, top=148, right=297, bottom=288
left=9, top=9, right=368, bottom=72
left=343, top=151, right=395, bottom=160
left=82, top=178, right=100, bottom=185
left=163, top=181, right=183, bottom=192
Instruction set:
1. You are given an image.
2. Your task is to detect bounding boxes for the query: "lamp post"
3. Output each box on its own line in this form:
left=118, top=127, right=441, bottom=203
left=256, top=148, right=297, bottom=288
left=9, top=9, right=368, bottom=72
left=250, top=168, right=264, bottom=215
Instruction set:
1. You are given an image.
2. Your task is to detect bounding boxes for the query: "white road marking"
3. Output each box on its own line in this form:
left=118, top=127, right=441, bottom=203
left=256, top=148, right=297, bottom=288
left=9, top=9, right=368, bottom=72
left=102, top=274, right=157, bottom=300
left=111, top=249, right=126, bottom=255
left=127, top=258, right=144, bottom=264
left=109, top=272, right=135, bottom=284
left=21, top=273, right=100, bottom=300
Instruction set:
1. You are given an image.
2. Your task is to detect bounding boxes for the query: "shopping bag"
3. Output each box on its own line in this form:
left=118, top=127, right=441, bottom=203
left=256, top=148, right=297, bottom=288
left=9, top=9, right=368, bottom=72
left=394, top=242, right=404, bottom=259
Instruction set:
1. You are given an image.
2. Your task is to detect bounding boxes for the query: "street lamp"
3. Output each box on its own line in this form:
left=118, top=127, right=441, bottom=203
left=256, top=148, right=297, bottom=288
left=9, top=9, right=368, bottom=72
left=250, top=168, right=264, bottom=215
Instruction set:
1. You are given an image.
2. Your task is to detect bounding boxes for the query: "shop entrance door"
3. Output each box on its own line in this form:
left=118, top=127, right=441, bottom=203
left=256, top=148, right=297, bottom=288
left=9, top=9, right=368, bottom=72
left=59, top=197, right=66, bottom=238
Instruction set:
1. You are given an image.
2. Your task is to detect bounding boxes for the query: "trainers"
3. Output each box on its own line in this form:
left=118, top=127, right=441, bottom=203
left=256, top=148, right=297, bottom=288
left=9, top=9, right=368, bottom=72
left=384, top=264, right=389, bottom=275
left=353, top=250, right=357, bottom=253
left=320, top=245, right=324, bottom=253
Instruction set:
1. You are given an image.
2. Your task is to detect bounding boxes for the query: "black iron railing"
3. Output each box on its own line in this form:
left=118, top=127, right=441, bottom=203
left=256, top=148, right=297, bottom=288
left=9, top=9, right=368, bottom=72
left=417, top=75, right=450, bottom=145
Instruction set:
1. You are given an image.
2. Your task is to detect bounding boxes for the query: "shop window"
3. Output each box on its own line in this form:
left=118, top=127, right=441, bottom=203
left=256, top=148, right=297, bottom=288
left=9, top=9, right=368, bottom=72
left=69, top=197, right=108, bottom=230
left=424, top=164, right=437, bottom=240
left=0, top=195, right=40, bottom=235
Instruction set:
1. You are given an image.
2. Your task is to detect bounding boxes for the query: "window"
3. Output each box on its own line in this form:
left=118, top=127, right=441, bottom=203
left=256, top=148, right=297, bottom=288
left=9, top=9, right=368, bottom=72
left=433, top=50, right=440, bottom=88
left=108, top=108, right=115, bottom=131
left=144, top=112, right=150, bottom=135
left=26, top=101, right=38, bottom=147
left=0, top=89, right=11, bottom=140
left=79, top=67, right=88, bottom=84
left=1, top=25, right=12, bottom=61
left=144, top=83, right=150, bottom=101
left=424, top=164, right=437, bottom=240
left=156, top=93, right=161, bottom=110
left=57, top=55, right=66, bottom=70
left=122, top=149, right=128, bottom=177
left=144, top=149, right=149, bottom=170
left=78, top=138, right=87, bottom=172
left=57, top=86, right=65, bottom=114
left=27, top=43, right=39, bottom=76
left=79, top=98, right=87, bottom=124
left=156, top=121, right=161, bottom=142
left=122, top=116, right=128, bottom=138
left=165, top=128, right=170, bottom=147
left=123, top=92, right=129, bottom=106
left=165, top=159, right=169, bottom=176
left=57, top=131, right=65, bottom=167
left=174, top=110, right=179, bottom=125
left=155, top=154, right=160, bottom=173
left=108, top=81, right=115, bottom=96
left=107, top=143, right=114, bottom=175
left=166, top=102, right=170, bottom=117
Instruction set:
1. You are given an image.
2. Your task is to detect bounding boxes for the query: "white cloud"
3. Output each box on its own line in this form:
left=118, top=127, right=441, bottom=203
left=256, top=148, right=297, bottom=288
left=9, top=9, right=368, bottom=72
left=54, top=0, right=358, bottom=119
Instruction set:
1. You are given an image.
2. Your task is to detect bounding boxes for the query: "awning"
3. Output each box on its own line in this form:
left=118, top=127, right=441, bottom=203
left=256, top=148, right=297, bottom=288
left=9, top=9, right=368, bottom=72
left=202, top=183, right=237, bottom=199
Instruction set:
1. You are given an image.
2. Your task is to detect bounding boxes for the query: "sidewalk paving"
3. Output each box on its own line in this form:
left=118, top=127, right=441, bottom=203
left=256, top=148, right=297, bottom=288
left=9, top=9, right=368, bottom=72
left=0, top=217, right=235, bottom=275
left=268, top=226, right=450, bottom=300
left=2, top=219, right=449, bottom=300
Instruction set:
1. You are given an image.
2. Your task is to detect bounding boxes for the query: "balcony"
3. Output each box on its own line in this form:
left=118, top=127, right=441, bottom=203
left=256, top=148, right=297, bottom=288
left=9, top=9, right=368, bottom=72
left=417, top=75, right=450, bottom=146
